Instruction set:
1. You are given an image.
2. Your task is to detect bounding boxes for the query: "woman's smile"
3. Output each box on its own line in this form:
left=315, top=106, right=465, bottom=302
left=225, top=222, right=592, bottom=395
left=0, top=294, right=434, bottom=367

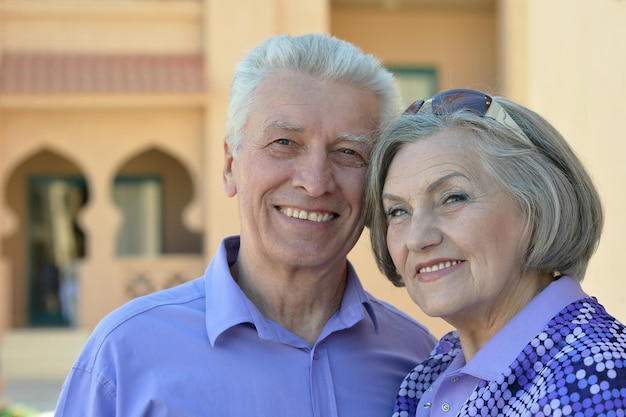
left=414, top=259, right=466, bottom=282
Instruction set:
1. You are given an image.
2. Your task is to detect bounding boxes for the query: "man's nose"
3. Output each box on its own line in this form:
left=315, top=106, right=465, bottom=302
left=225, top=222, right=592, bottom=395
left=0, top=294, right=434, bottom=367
left=292, top=148, right=336, bottom=197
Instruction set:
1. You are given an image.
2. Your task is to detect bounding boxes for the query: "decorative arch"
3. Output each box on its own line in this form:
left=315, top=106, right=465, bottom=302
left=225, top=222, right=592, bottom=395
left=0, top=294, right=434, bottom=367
left=112, top=146, right=202, bottom=256
left=2, top=148, right=88, bottom=327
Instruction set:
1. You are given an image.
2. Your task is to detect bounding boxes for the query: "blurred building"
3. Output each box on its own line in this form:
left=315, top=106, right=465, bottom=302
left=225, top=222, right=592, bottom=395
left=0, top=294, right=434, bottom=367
left=0, top=0, right=624, bottom=380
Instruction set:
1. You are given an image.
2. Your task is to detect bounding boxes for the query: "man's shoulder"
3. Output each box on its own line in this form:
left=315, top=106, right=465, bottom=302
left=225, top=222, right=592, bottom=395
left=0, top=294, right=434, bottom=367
left=364, top=291, right=419, bottom=321
left=364, top=292, right=435, bottom=338
left=85, top=277, right=206, bottom=350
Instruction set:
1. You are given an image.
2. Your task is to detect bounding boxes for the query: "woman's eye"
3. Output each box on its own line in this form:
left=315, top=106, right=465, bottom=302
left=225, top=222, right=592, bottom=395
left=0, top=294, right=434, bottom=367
left=384, top=206, right=408, bottom=220
left=443, top=192, right=469, bottom=204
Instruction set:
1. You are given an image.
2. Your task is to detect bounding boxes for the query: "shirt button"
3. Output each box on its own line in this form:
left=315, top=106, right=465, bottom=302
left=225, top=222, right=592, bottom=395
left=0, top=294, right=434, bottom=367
left=423, top=403, right=432, bottom=409
left=451, top=376, right=459, bottom=383
left=427, top=386, right=434, bottom=392
left=442, top=403, right=450, bottom=412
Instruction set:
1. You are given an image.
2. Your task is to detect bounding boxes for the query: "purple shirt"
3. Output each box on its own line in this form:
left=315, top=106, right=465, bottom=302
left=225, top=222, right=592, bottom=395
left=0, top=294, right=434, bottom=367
left=55, top=236, right=436, bottom=417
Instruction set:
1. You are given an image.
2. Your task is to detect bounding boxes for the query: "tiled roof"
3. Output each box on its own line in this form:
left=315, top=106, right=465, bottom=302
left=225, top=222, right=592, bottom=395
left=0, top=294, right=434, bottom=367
left=0, top=53, right=206, bottom=94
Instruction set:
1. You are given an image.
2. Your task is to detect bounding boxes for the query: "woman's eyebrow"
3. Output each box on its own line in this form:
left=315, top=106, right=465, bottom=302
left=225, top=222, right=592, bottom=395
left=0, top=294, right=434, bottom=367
left=381, top=193, right=404, bottom=203
left=382, top=173, right=467, bottom=202
left=427, top=172, right=467, bottom=193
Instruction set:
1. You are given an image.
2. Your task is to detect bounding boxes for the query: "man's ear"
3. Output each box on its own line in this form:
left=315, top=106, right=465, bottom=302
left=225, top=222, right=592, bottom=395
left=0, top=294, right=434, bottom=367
left=223, top=141, right=237, bottom=197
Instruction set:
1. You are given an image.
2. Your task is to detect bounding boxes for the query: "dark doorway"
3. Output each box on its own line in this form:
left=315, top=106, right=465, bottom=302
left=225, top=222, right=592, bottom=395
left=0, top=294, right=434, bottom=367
left=27, top=177, right=87, bottom=326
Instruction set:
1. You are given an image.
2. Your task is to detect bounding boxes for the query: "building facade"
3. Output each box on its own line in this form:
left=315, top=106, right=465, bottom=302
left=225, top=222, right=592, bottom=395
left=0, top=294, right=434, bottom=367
left=1, top=0, right=625, bottom=378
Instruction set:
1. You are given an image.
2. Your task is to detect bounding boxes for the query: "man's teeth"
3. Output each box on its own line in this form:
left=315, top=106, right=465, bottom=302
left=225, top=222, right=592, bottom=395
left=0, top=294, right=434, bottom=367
left=280, top=208, right=334, bottom=222
left=419, top=260, right=461, bottom=273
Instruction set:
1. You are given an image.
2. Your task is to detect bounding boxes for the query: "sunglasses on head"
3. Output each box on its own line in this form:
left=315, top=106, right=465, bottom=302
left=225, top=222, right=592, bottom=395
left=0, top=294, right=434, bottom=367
left=403, top=88, right=532, bottom=145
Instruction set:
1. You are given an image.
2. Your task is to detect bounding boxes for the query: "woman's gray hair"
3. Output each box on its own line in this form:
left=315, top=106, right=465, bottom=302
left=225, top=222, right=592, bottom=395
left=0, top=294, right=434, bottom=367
left=225, top=33, right=402, bottom=156
left=365, top=96, right=603, bottom=287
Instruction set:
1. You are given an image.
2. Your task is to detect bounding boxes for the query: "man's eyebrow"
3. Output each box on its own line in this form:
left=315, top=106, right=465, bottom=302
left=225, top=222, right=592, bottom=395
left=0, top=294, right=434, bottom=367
left=337, top=133, right=372, bottom=144
left=264, top=121, right=372, bottom=146
left=265, top=120, right=304, bottom=132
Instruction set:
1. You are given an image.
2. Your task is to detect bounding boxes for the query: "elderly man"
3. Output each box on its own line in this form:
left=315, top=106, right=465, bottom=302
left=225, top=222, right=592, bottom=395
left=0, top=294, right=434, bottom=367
left=54, top=33, right=436, bottom=417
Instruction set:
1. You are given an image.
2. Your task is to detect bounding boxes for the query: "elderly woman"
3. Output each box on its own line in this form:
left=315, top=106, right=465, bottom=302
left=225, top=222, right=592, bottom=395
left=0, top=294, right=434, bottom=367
left=365, top=89, right=626, bottom=417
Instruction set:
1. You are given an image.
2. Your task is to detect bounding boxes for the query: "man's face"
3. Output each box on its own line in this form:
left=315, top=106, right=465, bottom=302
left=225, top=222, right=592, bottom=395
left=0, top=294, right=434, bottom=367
left=223, top=70, right=380, bottom=273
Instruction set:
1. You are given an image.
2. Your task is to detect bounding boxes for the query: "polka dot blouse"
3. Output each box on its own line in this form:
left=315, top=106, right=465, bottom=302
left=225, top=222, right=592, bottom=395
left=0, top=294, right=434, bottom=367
left=393, top=279, right=626, bottom=417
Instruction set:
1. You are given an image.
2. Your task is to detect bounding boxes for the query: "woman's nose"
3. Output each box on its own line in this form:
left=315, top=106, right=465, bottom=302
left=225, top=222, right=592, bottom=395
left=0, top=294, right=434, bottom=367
left=405, top=211, right=443, bottom=253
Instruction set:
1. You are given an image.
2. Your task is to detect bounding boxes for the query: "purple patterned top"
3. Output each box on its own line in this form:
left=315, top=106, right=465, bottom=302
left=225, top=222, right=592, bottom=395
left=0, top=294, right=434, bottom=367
left=393, top=283, right=626, bottom=416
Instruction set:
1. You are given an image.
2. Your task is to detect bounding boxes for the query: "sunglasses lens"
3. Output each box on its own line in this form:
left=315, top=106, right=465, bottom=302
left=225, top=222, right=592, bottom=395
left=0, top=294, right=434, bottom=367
left=403, top=99, right=425, bottom=115
left=431, top=89, right=490, bottom=116
left=400, top=88, right=533, bottom=146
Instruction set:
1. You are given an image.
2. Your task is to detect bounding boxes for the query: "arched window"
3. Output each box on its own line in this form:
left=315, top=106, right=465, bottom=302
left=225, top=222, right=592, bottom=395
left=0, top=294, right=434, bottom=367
left=112, top=147, right=202, bottom=256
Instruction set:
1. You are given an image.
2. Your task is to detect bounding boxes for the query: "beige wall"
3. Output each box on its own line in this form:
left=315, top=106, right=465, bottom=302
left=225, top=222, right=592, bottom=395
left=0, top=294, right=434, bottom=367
left=0, top=0, right=203, bottom=54
left=333, top=5, right=498, bottom=93
left=521, top=0, right=626, bottom=324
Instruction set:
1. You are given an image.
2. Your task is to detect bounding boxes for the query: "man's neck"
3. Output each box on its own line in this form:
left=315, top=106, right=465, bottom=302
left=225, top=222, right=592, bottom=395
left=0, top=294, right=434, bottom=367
left=230, top=260, right=347, bottom=344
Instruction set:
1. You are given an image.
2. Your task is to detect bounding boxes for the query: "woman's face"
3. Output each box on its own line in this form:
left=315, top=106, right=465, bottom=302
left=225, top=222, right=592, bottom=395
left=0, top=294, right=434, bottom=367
left=383, top=128, right=534, bottom=330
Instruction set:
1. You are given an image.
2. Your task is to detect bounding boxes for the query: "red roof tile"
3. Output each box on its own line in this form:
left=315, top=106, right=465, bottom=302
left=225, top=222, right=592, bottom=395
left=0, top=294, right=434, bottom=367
left=0, top=53, right=206, bottom=94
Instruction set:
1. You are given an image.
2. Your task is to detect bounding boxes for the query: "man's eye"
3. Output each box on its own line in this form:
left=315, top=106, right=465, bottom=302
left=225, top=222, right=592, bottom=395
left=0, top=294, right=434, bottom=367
left=267, top=138, right=298, bottom=158
left=275, top=138, right=292, bottom=146
left=332, top=148, right=367, bottom=168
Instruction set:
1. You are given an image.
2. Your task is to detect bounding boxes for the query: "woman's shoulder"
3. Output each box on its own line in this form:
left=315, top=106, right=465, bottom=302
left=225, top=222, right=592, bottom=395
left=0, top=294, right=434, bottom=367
left=525, top=296, right=626, bottom=380
left=549, top=296, right=626, bottom=344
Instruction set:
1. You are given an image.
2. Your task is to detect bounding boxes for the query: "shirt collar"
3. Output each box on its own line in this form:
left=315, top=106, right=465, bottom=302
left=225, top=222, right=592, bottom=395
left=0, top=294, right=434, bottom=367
left=462, top=276, right=588, bottom=380
left=325, top=260, right=380, bottom=337
left=204, top=236, right=377, bottom=346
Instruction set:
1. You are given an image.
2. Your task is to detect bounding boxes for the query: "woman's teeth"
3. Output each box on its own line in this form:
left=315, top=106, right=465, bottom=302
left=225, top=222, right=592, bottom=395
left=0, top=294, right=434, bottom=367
left=419, top=260, right=461, bottom=273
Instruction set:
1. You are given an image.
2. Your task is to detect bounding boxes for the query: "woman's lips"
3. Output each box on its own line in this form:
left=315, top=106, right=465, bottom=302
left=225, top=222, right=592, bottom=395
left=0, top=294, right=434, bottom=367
left=415, top=259, right=465, bottom=282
